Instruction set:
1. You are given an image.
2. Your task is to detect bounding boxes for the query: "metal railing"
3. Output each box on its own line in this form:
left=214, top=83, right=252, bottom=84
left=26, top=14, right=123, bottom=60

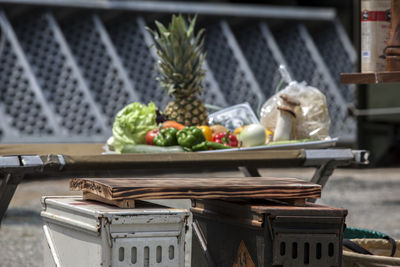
left=0, top=1, right=356, bottom=143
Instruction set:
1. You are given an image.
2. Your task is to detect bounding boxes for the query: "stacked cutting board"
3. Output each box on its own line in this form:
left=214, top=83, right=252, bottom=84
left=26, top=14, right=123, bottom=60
left=70, top=177, right=321, bottom=208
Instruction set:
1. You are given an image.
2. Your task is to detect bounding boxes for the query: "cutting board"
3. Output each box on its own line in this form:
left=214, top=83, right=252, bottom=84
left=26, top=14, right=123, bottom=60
left=70, top=177, right=321, bottom=208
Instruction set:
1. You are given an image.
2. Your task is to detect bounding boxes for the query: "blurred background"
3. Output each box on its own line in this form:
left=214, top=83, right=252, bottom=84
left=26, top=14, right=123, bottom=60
left=0, top=0, right=397, bottom=165
left=1, top=1, right=400, bottom=266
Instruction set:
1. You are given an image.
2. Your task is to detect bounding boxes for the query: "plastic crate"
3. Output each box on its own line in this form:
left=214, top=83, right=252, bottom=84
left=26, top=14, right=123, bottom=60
left=41, top=196, right=189, bottom=267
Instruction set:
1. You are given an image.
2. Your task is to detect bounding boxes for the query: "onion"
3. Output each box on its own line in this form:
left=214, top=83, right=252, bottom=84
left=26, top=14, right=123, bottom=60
left=239, top=124, right=266, bottom=147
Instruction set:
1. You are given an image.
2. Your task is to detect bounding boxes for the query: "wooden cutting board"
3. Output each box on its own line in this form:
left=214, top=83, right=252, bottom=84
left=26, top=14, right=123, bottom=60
left=70, top=177, right=321, bottom=208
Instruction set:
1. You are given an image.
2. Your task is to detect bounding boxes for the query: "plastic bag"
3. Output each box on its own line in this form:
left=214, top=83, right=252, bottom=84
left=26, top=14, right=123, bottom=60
left=259, top=65, right=330, bottom=140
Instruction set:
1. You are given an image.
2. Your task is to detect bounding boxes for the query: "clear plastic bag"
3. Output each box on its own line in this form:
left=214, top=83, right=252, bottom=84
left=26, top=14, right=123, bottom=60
left=259, top=66, right=331, bottom=140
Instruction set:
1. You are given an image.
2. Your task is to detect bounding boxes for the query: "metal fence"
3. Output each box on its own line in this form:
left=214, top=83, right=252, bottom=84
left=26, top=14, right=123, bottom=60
left=0, top=1, right=356, bottom=143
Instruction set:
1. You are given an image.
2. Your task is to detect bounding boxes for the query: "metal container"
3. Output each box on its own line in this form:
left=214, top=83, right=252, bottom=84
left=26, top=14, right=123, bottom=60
left=361, top=0, right=391, bottom=72
left=41, top=196, right=189, bottom=267
left=191, top=200, right=347, bottom=267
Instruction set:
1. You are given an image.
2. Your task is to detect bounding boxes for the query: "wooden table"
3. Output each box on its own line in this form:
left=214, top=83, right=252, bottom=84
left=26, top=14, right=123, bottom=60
left=341, top=71, right=400, bottom=84
left=0, top=145, right=368, bottom=224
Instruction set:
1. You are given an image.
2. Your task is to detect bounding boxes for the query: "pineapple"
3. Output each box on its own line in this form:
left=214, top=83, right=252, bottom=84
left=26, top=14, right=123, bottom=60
left=148, top=14, right=208, bottom=126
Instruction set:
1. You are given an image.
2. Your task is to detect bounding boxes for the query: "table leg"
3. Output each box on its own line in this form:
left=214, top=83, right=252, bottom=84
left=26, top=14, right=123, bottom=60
left=0, top=173, right=24, bottom=224
left=308, top=163, right=337, bottom=203
left=238, top=167, right=261, bottom=177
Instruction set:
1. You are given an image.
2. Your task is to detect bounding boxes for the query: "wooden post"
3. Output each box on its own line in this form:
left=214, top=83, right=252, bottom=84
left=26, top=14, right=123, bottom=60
left=386, top=0, right=400, bottom=71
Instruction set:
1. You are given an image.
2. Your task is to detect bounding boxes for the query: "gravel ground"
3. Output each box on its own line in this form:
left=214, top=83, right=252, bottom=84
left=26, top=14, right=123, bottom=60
left=1, top=168, right=399, bottom=266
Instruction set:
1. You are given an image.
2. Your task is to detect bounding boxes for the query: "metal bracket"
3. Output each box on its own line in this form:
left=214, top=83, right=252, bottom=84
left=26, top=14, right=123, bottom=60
left=304, top=149, right=369, bottom=166
left=21, top=155, right=44, bottom=167
left=103, top=217, right=113, bottom=248
left=192, top=220, right=216, bottom=267
left=43, top=223, right=62, bottom=267
left=352, top=150, right=370, bottom=165
left=265, top=215, right=274, bottom=241
left=0, top=156, right=20, bottom=168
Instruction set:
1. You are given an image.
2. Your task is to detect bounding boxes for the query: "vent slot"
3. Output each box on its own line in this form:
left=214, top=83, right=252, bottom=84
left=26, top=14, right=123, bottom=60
left=144, top=246, right=149, bottom=267
left=169, top=245, right=175, bottom=260
left=131, top=247, right=137, bottom=264
left=118, top=247, right=124, bottom=262
left=280, top=242, right=286, bottom=256
left=304, top=242, right=310, bottom=264
left=273, top=233, right=339, bottom=266
left=156, top=246, right=162, bottom=263
left=292, top=242, right=298, bottom=259
left=113, top=236, right=180, bottom=267
left=316, top=242, right=322, bottom=259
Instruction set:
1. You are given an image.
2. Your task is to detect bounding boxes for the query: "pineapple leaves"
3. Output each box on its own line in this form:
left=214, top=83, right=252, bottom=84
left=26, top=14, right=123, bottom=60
left=147, top=14, right=206, bottom=97
left=155, top=21, right=170, bottom=38
left=187, top=16, right=197, bottom=38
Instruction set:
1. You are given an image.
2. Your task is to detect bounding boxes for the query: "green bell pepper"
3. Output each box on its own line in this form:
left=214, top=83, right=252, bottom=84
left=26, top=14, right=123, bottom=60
left=177, top=126, right=206, bottom=148
left=191, top=141, right=232, bottom=151
left=153, top=128, right=178, bottom=146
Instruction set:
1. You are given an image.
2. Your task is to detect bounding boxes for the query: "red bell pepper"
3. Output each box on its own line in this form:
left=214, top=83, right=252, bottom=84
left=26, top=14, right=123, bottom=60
left=213, top=131, right=238, bottom=147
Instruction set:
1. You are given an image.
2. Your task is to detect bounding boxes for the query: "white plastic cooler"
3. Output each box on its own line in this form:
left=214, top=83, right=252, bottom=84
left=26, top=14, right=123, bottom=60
left=41, top=196, right=189, bottom=267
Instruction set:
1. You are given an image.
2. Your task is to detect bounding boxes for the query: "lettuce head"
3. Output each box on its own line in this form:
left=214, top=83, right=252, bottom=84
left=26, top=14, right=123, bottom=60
left=112, top=102, right=157, bottom=152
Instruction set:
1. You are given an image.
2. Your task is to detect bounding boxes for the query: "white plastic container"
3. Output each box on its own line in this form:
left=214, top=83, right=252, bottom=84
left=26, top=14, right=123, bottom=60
left=41, top=196, right=189, bottom=267
left=208, top=102, right=259, bottom=131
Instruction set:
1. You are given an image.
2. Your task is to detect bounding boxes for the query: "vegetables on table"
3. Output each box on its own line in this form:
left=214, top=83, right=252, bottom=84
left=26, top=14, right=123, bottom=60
left=177, top=126, right=206, bottom=148
left=112, top=102, right=158, bottom=153
left=161, top=121, right=185, bottom=130
left=153, top=128, right=178, bottom=146
left=121, top=144, right=185, bottom=153
left=197, top=126, right=213, bottom=141
left=191, top=141, right=232, bottom=151
left=210, top=125, right=229, bottom=137
left=213, top=131, right=238, bottom=147
left=238, top=124, right=267, bottom=147
left=145, top=129, right=160, bottom=145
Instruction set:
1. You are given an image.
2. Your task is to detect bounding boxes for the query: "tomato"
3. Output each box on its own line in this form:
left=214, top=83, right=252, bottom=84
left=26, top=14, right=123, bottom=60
left=145, top=129, right=160, bottom=145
